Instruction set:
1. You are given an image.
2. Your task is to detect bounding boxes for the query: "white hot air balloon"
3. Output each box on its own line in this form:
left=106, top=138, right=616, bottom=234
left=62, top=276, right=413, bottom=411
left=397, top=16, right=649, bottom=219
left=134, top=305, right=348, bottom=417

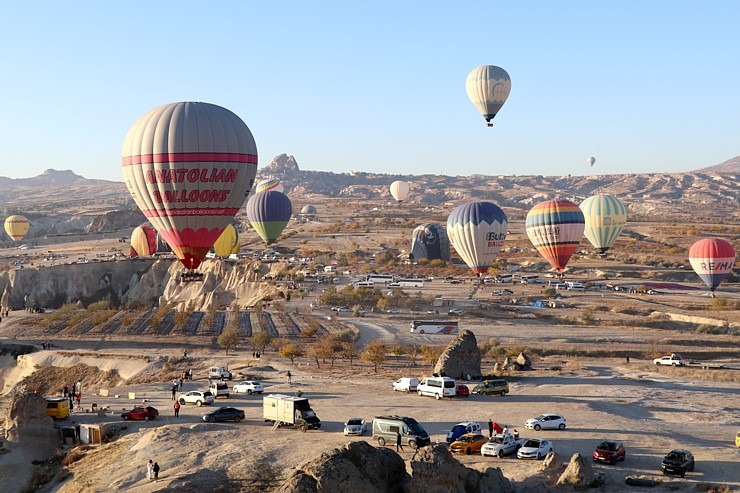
left=465, top=65, right=512, bottom=127
left=389, top=180, right=410, bottom=204
left=587, top=156, right=596, bottom=167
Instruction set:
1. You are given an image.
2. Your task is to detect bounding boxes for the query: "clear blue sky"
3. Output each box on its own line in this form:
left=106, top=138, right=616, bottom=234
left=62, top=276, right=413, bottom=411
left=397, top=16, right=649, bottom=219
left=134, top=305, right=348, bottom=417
left=1, top=1, right=738, bottom=181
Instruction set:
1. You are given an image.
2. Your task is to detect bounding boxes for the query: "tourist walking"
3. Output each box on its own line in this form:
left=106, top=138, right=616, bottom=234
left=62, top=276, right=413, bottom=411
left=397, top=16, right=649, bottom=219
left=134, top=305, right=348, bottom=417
left=146, top=459, right=153, bottom=480
left=396, top=432, right=404, bottom=452
left=153, top=462, right=160, bottom=479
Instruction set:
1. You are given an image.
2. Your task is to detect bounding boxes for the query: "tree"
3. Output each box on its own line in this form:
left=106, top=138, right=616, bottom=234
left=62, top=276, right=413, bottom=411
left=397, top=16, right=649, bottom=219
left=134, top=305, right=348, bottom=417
left=279, top=342, right=305, bottom=365
left=421, top=345, right=444, bottom=369
left=252, top=331, right=273, bottom=353
left=404, top=344, right=421, bottom=367
left=390, top=345, right=407, bottom=362
left=341, top=340, right=360, bottom=366
left=361, top=341, right=388, bottom=372
left=173, top=309, right=190, bottom=331
left=218, top=328, right=239, bottom=355
left=376, top=296, right=391, bottom=312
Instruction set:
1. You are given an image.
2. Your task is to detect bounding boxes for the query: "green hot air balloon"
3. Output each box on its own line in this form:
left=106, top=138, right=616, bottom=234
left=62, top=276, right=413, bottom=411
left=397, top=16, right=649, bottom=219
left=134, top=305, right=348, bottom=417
left=579, top=195, right=627, bottom=256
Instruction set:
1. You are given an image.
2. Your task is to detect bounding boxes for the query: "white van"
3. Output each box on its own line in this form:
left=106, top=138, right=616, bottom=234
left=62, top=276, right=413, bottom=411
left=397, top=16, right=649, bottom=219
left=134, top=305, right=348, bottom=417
left=392, top=377, right=420, bottom=393
left=417, top=376, right=456, bottom=399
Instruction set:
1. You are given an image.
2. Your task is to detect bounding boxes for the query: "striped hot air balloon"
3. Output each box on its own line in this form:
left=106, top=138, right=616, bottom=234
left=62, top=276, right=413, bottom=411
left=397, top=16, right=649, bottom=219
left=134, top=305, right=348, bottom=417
left=121, top=102, right=258, bottom=271
left=130, top=224, right=157, bottom=257
left=526, top=199, right=585, bottom=273
left=579, top=195, right=627, bottom=256
left=4, top=215, right=30, bottom=241
left=255, top=177, right=284, bottom=194
left=689, top=238, right=736, bottom=293
left=447, top=202, right=507, bottom=275
left=246, top=191, right=292, bottom=245
left=211, top=223, right=240, bottom=257
left=465, top=65, right=512, bottom=127
left=410, top=223, right=451, bottom=262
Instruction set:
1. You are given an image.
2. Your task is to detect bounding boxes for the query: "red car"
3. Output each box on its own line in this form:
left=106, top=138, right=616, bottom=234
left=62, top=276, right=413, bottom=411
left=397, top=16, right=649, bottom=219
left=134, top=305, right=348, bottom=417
left=121, top=406, right=159, bottom=421
left=593, top=441, right=625, bottom=464
left=455, top=384, right=470, bottom=397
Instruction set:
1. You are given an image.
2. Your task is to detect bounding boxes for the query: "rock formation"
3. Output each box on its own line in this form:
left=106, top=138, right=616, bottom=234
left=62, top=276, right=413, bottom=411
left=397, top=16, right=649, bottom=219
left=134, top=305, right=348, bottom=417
left=262, top=153, right=300, bottom=175
left=277, top=440, right=407, bottom=493
left=407, top=443, right=511, bottom=493
left=556, top=453, right=594, bottom=488
left=4, top=392, right=57, bottom=450
left=434, top=330, right=481, bottom=380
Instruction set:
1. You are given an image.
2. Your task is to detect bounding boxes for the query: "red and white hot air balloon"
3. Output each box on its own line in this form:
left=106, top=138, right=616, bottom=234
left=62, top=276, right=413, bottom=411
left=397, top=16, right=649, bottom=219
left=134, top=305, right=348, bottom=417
left=121, top=102, right=258, bottom=274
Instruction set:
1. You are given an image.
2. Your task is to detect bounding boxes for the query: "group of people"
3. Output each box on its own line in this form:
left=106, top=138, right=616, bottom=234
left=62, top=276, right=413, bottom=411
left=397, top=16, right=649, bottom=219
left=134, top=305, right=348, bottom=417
left=252, top=351, right=261, bottom=359
left=63, top=381, right=83, bottom=410
left=41, top=341, right=53, bottom=350
left=146, top=460, right=160, bottom=480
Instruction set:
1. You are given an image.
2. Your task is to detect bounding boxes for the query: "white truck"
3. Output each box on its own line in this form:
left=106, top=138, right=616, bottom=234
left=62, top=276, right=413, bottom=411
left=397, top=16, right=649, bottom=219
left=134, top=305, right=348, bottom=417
left=263, top=394, right=321, bottom=432
left=480, top=431, right=526, bottom=458
left=208, top=366, right=233, bottom=380
left=653, top=353, right=684, bottom=366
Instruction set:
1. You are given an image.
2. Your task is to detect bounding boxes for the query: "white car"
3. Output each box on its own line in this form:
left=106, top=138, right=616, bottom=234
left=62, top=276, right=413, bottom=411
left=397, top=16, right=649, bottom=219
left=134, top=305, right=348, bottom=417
left=386, top=309, right=401, bottom=314
left=178, top=390, right=215, bottom=407
left=525, top=414, right=566, bottom=431
left=232, top=381, right=264, bottom=394
left=392, top=377, right=420, bottom=393
left=517, top=439, right=553, bottom=460
left=343, top=418, right=367, bottom=436
left=448, top=308, right=463, bottom=316
left=653, top=355, right=684, bottom=366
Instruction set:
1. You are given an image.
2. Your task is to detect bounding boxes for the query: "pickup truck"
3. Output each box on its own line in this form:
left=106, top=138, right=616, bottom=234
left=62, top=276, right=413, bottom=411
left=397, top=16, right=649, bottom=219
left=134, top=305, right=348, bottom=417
left=480, top=432, right=525, bottom=458
left=653, top=354, right=684, bottom=366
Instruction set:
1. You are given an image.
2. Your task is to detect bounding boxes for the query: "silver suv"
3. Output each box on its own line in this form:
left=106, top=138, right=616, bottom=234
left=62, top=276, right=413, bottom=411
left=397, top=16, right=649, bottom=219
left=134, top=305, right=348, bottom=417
left=178, top=390, right=215, bottom=406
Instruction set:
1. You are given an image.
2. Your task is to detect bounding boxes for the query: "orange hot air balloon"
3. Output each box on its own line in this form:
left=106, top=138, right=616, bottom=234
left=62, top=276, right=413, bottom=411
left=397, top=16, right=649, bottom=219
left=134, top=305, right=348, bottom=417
left=121, top=102, right=258, bottom=272
left=525, top=199, right=585, bottom=273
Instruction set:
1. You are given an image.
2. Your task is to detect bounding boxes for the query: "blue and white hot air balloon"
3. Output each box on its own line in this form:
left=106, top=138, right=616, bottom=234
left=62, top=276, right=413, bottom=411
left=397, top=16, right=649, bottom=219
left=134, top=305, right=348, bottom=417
left=447, top=202, right=507, bottom=275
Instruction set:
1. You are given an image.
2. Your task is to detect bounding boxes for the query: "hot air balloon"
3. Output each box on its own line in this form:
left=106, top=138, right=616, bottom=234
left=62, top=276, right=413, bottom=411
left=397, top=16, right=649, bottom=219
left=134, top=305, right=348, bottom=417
left=587, top=156, right=596, bottom=167
left=301, top=205, right=317, bottom=215
left=4, top=215, right=30, bottom=241
left=211, top=223, right=240, bottom=257
left=447, top=202, right=507, bottom=275
left=689, top=238, right=736, bottom=294
left=579, top=195, right=627, bottom=256
left=389, top=180, right=410, bottom=203
left=465, top=65, right=512, bottom=127
left=255, top=177, right=284, bottom=194
left=130, top=224, right=157, bottom=257
left=121, top=102, right=258, bottom=276
left=526, top=199, right=585, bottom=274
left=410, top=223, right=451, bottom=262
left=246, top=191, right=292, bottom=244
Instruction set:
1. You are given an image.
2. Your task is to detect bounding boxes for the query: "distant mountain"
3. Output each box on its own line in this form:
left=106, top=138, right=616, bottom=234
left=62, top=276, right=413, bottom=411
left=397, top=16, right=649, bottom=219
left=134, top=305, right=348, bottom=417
left=694, top=156, right=740, bottom=174
left=0, top=168, right=115, bottom=187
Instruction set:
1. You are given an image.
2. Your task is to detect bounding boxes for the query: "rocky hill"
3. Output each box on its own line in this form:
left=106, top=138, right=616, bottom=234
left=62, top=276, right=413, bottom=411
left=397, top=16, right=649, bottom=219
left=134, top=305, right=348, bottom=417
left=694, top=154, right=740, bottom=174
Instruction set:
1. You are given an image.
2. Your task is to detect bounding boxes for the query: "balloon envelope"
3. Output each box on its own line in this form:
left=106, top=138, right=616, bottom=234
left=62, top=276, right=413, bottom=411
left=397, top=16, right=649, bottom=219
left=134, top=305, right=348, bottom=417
left=447, top=202, right=507, bottom=275
left=410, top=223, right=451, bottom=262
left=121, top=101, right=258, bottom=270
left=389, top=180, right=410, bottom=203
left=689, top=238, right=736, bottom=292
left=587, top=156, right=596, bottom=167
left=4, top=215, right=30, bottom=241
left=246, top=191, right=292, bottom=244
left=526, top=199, right=585, bottom=272
left=465, top=65, right=512, bottom=126
left=211, top=223, right=240, bottom=257
left=579, top=195, right=627, bottom=254
left=255, top=178, right=284, bottom=194
left=130, top=224, right=157, bottom=257
left=301, top=205, right=317, bottom=215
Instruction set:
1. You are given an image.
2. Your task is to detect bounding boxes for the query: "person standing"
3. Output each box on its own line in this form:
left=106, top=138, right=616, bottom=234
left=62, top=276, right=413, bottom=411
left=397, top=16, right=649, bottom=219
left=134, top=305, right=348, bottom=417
left=63, top=384, right=69, bottom=398
left=76, top=392, right=81, bottom=410
left=153, top=462, right=160, bottom=480
left=174, top=401, right=180, bottom=417
left=146, top=459, right=153, bottom=480
left=171, top=384, right=177, bottom=401
left=488, top=419, right=494, bottom=438
left=396, top=432, right=404, bottom=452
left=625, top=352, right=630, bottom=364
left=179, top=377, right=184, bottom=391
left=287, top=371, right=292, bottom=385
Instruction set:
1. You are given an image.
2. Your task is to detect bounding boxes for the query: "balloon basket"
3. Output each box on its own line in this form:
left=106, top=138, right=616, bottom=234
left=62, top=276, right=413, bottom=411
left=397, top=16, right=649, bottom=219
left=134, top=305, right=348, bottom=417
left=180, top=271, right=204, bottom=283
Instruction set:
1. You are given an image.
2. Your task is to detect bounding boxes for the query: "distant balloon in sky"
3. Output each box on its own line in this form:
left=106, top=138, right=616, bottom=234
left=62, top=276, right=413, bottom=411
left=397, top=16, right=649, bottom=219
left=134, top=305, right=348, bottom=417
left=465, top=65, right=512, bottom=127
left=526, top=199, right=585, bottom=273
left=121, top=101, right=258, bottom=271
left=211, top=223, right=240, bottom=257
left=389, top=180, right=410, bottom=203
left=689, top=238, right=736, bottom=293
left=579, top=195, right=627, bottom=256
left=4, top=215, right=30, bottom=241
left=587, top=156, right=596, bottom=167
left=246, top=191, right=292, bottom=245
left=447, top=201, right=507, bottom=275
left=255, top=177, right=284, bottom=194
left=410, top=223, right=451, bottom=262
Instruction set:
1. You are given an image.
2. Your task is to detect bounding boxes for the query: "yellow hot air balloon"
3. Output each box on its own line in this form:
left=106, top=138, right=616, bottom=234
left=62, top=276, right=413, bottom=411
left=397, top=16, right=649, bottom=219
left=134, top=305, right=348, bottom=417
left=4, top=215, right=30, bottom=241
left=465, top=65, right=512, bottom=126
left=211, top=223, right=240, bottom=257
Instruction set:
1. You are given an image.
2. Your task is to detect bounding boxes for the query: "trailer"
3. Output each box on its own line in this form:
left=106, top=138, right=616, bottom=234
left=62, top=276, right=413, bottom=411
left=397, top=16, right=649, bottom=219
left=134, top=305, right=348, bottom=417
left=263, top=394, right=321, bottom=432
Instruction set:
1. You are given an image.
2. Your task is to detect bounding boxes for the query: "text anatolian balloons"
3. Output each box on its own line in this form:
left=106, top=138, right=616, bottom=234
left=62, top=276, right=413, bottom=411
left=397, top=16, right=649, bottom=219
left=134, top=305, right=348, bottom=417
left=121, top=102, right=258, bottom=271
left=447, top=201, right=507, bottom=275
left=526, top=199, right=585, bottom=273
left=389, top=180, right=410, bottom=203
left=579, top=195, right=627, bottom=256
left=465, top=65, right=512, bottom=126
left=689, top=238, right=736, bottom=293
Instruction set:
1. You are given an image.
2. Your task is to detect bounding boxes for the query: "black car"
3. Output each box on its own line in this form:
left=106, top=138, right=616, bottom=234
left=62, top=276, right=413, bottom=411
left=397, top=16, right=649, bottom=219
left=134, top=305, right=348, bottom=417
left=661, top=449, right=695, bottom=477
left=201, top=406, right=245, bottom=423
